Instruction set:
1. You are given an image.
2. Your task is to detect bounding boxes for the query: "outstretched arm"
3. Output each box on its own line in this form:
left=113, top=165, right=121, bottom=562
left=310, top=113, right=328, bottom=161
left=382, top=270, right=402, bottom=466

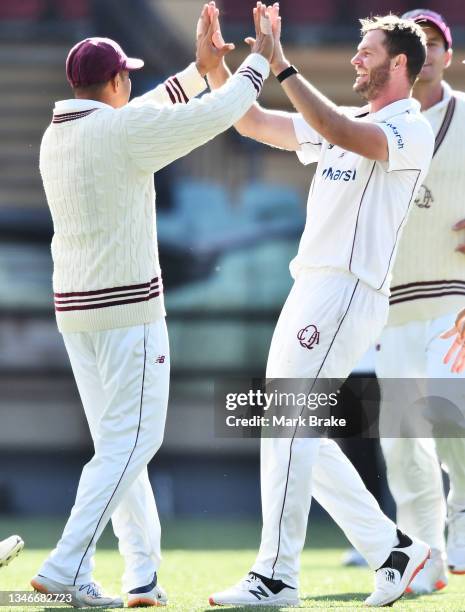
left=125, top=4, right=274, bottom=173
left=130, top=2, right=235, bottom=109
left=208, top=61, right=299, bottom=150
left=267, top=2, right=388, bottom=161
left=207, top=4, right=299, bottom=151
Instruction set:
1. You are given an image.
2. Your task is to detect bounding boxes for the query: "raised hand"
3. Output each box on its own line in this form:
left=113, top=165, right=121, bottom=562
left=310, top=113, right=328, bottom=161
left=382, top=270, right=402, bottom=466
left=244, top=2, right=274, bottom=62
left=195, top=2, right=235, bottom=76
left=441, top=307, right=465, bottom=372
left=267, top=2, right=289, bottom=74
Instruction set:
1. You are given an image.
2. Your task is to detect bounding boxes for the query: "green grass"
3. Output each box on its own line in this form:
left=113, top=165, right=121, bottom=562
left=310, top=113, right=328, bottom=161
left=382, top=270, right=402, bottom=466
left=0, top=518, right=464, bottom=610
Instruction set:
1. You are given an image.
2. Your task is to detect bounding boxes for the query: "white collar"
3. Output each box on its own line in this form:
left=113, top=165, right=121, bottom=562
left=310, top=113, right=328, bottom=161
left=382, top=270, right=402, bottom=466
left=370, top=98, right=421, bottom=122
left=53, top=99, right=112, bottom=114
left=422, top=81, right=453, bottom=117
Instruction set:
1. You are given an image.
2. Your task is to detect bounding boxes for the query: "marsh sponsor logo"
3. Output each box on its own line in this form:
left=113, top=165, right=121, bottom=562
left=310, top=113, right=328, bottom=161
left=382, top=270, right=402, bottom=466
left=321, top=167, right=357, bottom=181
left=385, top=122, right=404, bottom=149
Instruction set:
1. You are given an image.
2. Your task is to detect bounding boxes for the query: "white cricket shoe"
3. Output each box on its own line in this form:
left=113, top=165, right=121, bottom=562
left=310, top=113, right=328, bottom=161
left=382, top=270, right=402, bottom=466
left=341, top=547, right=368, bottom=567
left=0, top=535, right=24, bottom=568
left=127, top=572, right=167, bottom=607
left=364, top=530, right=430, bottom=607
left=209, top=571, right=299, bottom=607
left=447, top=510, right=465, bottom=574
left=405, top=548, right=447, bottom=594
left=31, top=574, right=123, bottom=608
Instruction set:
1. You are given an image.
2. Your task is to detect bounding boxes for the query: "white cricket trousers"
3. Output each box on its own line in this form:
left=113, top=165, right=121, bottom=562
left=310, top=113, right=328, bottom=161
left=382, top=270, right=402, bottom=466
left=376, top=312, right=465, bottom=553
left=38, top=320, right=169, bottom=592
left=251, top=269, right=397, bottom=588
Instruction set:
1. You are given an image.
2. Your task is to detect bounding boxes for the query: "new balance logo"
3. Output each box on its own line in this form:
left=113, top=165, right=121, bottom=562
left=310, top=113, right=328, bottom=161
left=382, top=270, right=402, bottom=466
left=249, top=586, right=269, bottom=601
left=385, top=569, right=395, bottom=583
left=155, top=355, right=166, bottom=364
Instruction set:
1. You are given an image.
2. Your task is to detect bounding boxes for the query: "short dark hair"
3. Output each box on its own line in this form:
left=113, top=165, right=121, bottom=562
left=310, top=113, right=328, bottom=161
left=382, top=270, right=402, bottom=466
left=72, top=81, right=108, bottom=97
left=360, top=15, right=427, bottom=85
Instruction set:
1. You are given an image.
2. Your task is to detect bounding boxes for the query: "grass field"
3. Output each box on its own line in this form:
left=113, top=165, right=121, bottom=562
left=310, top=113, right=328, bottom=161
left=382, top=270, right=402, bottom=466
left=0, top=518, right=464, bottom=611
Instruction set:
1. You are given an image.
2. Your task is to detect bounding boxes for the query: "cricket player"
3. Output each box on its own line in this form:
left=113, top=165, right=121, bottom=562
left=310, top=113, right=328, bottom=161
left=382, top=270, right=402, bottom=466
left=31, top=4, right=273, bottom=608
left=371, top=9, right=465, bottom=594
left=0, top=535, right=24, bottom=568
left=208, top=4, right=434, bottom=607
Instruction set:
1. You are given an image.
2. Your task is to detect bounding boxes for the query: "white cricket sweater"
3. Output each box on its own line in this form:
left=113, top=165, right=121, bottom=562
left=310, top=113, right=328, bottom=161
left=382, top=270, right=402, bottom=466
left=388, top=82, right=465, bottom=326
left=40, top=54, right=269, bottom=333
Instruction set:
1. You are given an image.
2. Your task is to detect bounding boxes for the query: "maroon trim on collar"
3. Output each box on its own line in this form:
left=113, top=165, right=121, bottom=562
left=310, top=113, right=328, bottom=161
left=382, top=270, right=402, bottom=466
left=52, top=108, right=98, bottom=123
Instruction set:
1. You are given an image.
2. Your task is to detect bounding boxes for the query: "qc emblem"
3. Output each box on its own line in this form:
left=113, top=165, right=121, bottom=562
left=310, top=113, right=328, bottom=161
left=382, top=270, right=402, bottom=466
left=297, top=324, right=320, bottom=350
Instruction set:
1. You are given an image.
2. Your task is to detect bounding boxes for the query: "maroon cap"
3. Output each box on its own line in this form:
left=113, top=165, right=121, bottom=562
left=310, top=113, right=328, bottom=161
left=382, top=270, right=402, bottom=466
left=402, top=9, right=452, bottom=50
left=66, top=37, right=144, bottom=88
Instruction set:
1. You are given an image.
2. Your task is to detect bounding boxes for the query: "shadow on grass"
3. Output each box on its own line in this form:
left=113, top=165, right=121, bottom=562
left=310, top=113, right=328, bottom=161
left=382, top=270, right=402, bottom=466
left=303, top=592, right=368, bottom=602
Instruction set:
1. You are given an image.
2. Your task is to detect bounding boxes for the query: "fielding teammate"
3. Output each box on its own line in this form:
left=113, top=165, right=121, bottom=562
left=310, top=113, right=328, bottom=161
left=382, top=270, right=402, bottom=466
left=371, top=9, right=465, bottom=594
left=0, top=535, right=24, bottom=568
left=208, top=3, right=434, bottom=607
left=32, top=5, right=273, bottom=608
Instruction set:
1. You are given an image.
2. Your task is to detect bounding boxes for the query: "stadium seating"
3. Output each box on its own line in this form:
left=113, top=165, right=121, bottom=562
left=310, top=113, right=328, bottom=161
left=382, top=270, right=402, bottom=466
left=239, top=182, right=303, bottom=223
left=428, top=1, right=465, bottom=25
left=0, top=0, right=89, bottom=20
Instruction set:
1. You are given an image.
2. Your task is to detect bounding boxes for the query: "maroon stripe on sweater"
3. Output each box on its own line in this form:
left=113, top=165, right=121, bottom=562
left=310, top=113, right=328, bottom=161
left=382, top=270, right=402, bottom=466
left=55, top=285, right=160, bottom=305
left=172, top=76, right=189, bottom=103
left=54, top=277, right=159, bottom=298
left=391, top=279, right=465, bottom=293
left=55, top=290, right=161, bottom=312
left=390, top=289, right=465, bottom=306
left=164, top=81, right=177, bottom=104
left=166, top=79, right=182, bottom=103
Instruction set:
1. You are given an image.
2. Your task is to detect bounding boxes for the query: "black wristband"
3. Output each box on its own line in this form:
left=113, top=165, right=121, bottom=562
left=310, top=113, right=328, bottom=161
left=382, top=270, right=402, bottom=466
left=276, top=65, right=298, bottom=83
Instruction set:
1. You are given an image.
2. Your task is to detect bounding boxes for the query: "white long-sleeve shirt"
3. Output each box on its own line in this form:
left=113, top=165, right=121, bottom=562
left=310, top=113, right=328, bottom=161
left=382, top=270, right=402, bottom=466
left=40, top=54, right=269, bottom=333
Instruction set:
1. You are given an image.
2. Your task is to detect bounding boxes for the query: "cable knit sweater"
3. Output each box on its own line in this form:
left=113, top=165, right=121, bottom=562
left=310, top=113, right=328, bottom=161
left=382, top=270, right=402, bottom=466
left=40, top=54, right=269, bottom=333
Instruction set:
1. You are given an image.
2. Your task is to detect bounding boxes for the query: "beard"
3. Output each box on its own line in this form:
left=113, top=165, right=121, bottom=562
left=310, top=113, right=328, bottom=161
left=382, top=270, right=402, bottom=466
left=354, top=58, right=391, bottom=101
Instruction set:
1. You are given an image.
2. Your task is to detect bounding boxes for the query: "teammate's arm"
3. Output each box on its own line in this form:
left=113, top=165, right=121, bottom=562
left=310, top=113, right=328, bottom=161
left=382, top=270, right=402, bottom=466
left=268, top=3, right=388, bottom=162
left=129, top=3, right=232, bottom=109
left=207, top=60, right=299, bottom=151
left=125, top=4, right=274, bottom=172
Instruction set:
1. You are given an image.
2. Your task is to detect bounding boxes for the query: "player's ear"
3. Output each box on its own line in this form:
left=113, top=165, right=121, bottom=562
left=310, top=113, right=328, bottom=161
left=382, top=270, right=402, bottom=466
left=109, top=73, right=120, bottom=93
left=444, top=48, right=453, bottom=69
left=392, top=52, right=407, bottom=71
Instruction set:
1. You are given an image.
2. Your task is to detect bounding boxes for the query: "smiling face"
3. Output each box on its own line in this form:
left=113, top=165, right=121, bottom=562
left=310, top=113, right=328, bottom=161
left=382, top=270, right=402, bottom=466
left=351, top=29, right=393, bottom=101
left=417, top=25, right=451, bottom=84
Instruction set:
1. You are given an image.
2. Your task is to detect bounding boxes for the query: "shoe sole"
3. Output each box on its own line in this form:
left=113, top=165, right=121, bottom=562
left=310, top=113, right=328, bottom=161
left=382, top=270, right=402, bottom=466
left=32, top=578, right=123, bottom=608
left=31, top=579, right=49, bottom=595
left=449, top=567, right=465, bottom=575
left=128, top=596, right=164, bottom=607
left=209, top=596, right=300, bottom=607
left=405, top=579, right=447, bottom=594
left=0, top=537, right=24, bottom=568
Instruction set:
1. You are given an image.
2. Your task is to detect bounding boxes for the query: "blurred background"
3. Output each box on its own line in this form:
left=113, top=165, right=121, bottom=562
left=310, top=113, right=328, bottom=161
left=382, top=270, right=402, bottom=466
left=0, top=0, right=464, bottom=525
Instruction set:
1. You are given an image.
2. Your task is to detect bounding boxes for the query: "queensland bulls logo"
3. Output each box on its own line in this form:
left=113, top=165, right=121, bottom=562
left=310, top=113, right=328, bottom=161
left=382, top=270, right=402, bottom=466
left=297, top=324, right=320, bottom=350
left=415, top=184, right=433, bottom=209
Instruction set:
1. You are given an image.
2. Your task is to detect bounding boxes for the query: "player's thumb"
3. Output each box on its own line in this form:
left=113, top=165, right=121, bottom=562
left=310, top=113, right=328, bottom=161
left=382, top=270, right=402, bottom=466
left=244, top=36, right=256, bottom=50
left=217, top=42, right=235, bottom=58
